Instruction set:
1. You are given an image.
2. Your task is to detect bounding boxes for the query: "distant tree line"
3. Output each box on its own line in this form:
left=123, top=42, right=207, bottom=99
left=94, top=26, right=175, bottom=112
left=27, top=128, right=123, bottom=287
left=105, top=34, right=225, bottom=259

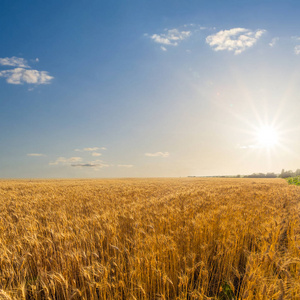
left=278, top=169, right=300, bottom=178
left=189, top=169, right=300, bottom=179
left=243, top=172, right=277, bottom=178
left=241, top=169, right=300, bottom=179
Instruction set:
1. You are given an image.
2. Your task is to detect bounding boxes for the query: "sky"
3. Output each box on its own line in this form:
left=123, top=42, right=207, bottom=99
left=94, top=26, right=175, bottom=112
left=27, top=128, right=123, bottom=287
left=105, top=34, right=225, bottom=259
left=1, top=0, right=300, bottom=178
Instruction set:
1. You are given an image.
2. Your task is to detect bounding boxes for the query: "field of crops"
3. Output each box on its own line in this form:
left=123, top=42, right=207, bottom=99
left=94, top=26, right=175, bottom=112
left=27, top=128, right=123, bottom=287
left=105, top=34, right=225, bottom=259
left=0, top=178, right=300, bottom=299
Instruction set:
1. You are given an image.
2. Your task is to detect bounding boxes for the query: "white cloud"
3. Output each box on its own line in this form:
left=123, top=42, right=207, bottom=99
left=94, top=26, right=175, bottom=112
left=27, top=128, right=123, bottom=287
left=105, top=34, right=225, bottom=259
left=83, top=147, right=100, bottom=151
left=0, top=68, right=53, bottom=85
left=161, top=46, right=167, bottom=51
left=183, top=24, right=212, bottom=31
left=0, top=56, right=53, bottom=85
left=75, top=147, right=107, bottom=152
left=49, top=157, right=82, bottom=165
left=206, top=28, right=266, bottom=54
left=291, top=36, right=300, bottom=41
left=0, top=56, right=29, bottom=68
left=269, top=37, right=279, bottom=47
left=184, top=23, right=196, bottom=28
left=49, top=157, right=66, bottom=165
left=117, top=164, right=133, bottom=168
left=49, top=156, right=109, bottom=170
left=150, top=28, right=191, bottom=47
left=68, top=157, right=82, bottom=162
left=27, top=153, right=45, bottom=157
left=92, top=152, right=102, bottom=156
left=294, top=45, right=300, bottom=55
left=145, top=152, right=169, bottom=157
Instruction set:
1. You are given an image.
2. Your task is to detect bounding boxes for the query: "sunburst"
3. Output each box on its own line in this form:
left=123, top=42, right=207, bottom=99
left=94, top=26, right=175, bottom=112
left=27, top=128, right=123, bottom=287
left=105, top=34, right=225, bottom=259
left=256, top=126, right=279, bottom=148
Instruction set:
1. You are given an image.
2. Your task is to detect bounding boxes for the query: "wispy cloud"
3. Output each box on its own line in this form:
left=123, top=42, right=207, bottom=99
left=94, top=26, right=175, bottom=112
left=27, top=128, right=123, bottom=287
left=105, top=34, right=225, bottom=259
left=206, top=28, right=266, bottom=54
left=49, top=157, right=82, bottom=165
left=27, top=153, right=46, bottom=157
left=92, top=152, right=102, bottom=156
left=269, top=37, right=279, bottom=47
left=0, top=56, right=29, bottom=68
left=83, top=147, right=100, bottom=151
left=184, top=24, right=216, bottom=33
left=148, top=28, right=191, bottom=49
left=290, top=36, right=300, bottom=55
left=117, top=164, right=133, bottom=168
left=294, top=45, right=300, bottom=55
left=0, top=68, right=53, bottom=85
left=291, top=36, right=300, bottom=41
left=71, top=160, right=109, bottom=169
left=49, top=156, right=109, bottom=170
left=71, top=163, right=96, bottom=167
left=145, top=152, right=169, bottom=157
left=75, top=147, right=106, bottom=152
left=71, top=163, right=108, bottom=168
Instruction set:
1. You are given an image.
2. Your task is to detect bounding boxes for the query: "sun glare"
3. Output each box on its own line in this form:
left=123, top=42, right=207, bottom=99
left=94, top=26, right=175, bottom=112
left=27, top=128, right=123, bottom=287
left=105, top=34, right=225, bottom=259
left=256, top=126, right=279, bottom=148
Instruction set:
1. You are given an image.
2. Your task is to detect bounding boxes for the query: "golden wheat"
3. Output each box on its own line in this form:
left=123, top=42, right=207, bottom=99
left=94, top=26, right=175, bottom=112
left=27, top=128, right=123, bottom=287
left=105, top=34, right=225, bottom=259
left=0, top=178, right=299, bottom=299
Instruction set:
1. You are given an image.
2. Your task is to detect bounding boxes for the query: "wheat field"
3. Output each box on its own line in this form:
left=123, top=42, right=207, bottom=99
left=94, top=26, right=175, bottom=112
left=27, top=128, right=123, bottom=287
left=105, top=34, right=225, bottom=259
left=0, top=178, right=299, bottom=299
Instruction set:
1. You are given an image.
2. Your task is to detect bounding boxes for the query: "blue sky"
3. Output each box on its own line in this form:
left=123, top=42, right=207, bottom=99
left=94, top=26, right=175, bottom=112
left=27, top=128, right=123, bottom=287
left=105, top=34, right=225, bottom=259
left=1, top=0, right=300, bottom=178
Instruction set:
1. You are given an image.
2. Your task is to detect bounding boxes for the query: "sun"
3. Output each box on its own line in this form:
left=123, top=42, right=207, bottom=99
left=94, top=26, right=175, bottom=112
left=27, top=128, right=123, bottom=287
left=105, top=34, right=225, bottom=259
left=256, top=126, right=279, bottom=148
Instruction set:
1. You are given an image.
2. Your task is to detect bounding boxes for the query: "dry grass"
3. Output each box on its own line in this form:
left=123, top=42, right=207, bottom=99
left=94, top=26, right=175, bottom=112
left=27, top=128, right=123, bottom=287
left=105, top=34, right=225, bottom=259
left=0, top=178, right=299, bottom=299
